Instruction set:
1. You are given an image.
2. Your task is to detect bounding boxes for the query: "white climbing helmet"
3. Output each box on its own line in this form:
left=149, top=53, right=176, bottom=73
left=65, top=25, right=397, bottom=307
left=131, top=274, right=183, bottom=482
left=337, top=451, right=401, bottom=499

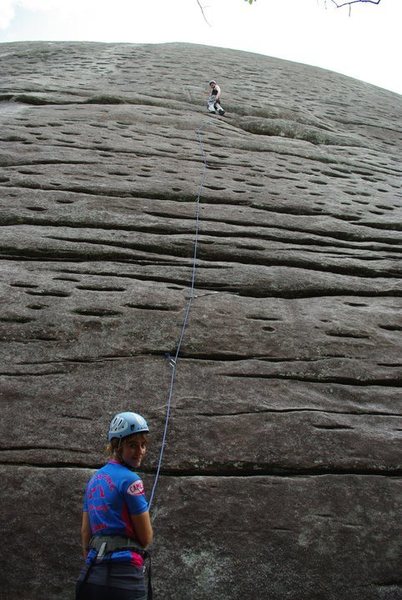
left=209, top=80, right=217, bottom=85
left=108, top=411, right=149, bottom=441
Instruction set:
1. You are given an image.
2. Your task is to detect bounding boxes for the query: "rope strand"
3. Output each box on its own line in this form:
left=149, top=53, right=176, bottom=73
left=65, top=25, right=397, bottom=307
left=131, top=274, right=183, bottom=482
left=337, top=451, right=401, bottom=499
left=148, top=126, right=208, bottom=510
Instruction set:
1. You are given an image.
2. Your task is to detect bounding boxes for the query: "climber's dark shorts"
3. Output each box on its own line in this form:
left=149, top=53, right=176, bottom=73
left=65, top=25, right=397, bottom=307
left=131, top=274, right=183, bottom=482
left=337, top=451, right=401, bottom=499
left=76, top=562, right=146, bottom=600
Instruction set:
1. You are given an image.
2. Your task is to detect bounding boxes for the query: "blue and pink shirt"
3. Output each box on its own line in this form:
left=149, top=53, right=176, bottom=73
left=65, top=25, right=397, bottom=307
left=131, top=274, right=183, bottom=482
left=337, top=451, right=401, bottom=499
left=83, top=460, right=148, bottom=566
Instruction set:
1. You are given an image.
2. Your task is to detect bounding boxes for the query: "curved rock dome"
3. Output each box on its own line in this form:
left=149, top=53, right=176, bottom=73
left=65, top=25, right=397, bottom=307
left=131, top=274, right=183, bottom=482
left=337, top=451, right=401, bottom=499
left=0, top=41, right=401, bottom=599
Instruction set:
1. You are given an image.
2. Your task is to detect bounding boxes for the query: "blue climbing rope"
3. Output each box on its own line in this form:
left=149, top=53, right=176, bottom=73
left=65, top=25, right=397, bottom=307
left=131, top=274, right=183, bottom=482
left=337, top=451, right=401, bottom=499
left=148, top=126, right=208, bottom=510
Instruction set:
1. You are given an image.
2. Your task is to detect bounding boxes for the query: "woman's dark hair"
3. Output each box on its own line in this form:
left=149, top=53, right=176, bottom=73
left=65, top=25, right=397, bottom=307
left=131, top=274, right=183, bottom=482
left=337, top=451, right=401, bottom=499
left=106, top=437, right=121, bottom=457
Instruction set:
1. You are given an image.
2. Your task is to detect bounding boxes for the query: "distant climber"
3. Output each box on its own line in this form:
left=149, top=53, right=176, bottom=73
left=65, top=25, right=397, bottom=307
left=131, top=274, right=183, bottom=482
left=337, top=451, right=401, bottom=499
left=207, top=80, right=225, bottom=115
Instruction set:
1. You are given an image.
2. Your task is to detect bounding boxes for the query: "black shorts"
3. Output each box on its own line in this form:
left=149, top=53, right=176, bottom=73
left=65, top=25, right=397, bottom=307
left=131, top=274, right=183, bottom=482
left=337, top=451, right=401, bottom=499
left=76, top=562, right=146, bottom=600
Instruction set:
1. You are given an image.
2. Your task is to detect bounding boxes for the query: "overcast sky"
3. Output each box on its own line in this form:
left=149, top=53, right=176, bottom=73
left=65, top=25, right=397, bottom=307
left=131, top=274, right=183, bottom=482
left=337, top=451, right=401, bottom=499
left=0, top=0, right=401, bottom=95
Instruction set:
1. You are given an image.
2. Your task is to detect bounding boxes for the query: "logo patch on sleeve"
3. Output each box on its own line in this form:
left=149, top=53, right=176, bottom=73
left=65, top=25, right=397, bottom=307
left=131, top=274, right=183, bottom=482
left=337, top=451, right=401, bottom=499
left=127, top=480, right=145, bottom=496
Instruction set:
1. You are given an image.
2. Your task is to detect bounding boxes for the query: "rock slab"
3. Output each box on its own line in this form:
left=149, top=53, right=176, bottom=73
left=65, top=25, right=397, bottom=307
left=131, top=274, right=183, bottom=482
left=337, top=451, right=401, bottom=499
left=0, top=41, right=401, bottom=599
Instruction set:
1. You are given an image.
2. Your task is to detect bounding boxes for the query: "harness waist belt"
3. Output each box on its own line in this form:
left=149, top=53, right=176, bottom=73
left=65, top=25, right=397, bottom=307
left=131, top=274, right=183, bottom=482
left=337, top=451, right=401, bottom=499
left=89, top=535, right=146, bottom=557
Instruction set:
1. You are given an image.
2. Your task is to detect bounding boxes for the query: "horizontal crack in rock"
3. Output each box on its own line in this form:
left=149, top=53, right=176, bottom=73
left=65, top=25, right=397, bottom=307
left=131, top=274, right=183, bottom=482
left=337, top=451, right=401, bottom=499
left=223, top=373, right=402, bottom=387
left=1, top=461, right=401, bottom=478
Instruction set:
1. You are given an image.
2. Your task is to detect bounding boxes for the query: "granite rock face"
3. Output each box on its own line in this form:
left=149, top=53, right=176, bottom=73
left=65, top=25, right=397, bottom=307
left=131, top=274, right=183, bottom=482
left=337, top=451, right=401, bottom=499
left=0, top=42, right=401, bottom=600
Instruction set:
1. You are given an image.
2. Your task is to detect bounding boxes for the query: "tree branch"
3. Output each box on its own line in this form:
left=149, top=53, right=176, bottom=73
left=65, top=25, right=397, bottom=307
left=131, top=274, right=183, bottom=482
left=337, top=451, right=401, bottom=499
left=197, top=0, right=211, bottom=26
left=330, top=0, right=381, bottom=7
left=244, top=0, right=382, bottom=5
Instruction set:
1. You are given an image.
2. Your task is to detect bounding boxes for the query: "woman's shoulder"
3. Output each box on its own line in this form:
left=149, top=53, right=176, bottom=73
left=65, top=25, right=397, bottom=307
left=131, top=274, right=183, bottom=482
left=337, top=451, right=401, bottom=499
left=108, top=462, right=144, bottom=485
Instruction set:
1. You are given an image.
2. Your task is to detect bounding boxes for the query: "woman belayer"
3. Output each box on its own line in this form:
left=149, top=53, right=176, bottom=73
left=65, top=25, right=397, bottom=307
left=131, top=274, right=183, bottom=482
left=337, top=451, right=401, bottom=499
left=76, top=411, right=153, bottom=600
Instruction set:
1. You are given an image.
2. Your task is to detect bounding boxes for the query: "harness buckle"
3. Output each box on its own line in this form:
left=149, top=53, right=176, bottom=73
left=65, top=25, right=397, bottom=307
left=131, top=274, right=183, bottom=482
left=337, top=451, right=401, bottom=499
left=97, top=541, right=107, bottom=559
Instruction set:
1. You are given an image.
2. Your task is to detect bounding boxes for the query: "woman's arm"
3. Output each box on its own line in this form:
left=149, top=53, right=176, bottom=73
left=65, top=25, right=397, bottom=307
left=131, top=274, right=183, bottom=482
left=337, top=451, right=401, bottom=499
left=80, top=511, right=92, bottom=559
left=131, top=511, right=153, bottom=548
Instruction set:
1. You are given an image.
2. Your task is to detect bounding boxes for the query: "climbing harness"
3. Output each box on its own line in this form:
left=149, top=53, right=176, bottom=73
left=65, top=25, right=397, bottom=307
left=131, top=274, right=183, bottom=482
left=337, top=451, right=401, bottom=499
left=89, top=535, right=149, bottom=556
left=76, top=549, right=98, bottom=600
left=148, top=125, right=208, bottom=510
left=76, top=536, right=153, bottom=600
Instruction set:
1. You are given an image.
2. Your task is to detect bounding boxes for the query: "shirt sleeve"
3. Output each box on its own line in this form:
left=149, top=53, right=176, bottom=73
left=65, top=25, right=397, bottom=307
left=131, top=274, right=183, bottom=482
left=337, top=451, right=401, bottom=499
left=123, top=475, right=149, bottom=515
